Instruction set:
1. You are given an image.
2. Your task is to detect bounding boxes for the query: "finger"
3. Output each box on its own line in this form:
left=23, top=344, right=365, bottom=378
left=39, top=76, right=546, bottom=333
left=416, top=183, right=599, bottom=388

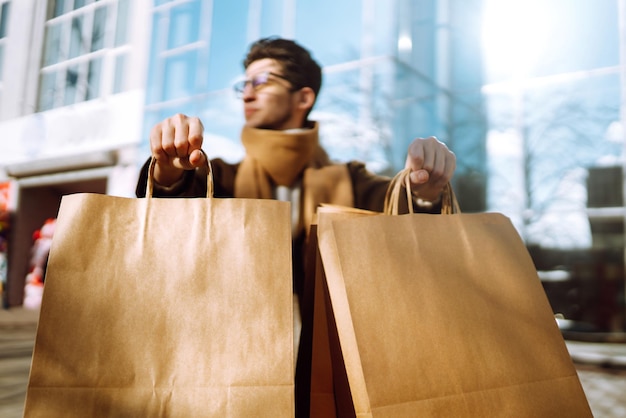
left=160, top=118, right=178, bottom=158
left=405, top=140, right=425, bottom=171
left=444, top=151, right=456, bottom=181
left=428, top=149, right=447, bottom=183
left=150, top=124, right=170, bottom=162
left=172, top=116, right=190, bottom=159
left=409, top=169, right=429, bottom=185
left=420, top=138, right=438, bottom=172
left=187, top=117, right=204, bottom=151
left=189, top=149, right=207, bottom=167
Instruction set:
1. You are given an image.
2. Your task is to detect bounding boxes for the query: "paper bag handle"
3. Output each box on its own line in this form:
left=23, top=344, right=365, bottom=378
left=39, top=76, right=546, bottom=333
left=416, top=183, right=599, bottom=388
left=146, top=152, right=214, bottom=199
left=383, top=168, right=460, bottom=215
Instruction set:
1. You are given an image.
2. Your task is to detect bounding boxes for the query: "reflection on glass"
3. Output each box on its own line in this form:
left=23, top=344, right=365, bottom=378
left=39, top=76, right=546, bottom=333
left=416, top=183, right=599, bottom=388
left=53, top=0, right=67, bottom=18
left=91, top=5, right=108, bottom=52
left=74, top=0, right=87, bottom=10
left=69, top=15, right=85, bottom=59
left=113, top=53, right=126, bottom=93
left=87, top=57, right=102, bottom=100
left=168, top=0, right=201, bottom=49
left=63, top=65, right=79, bottom=106
left=43, top=23, right=64, bottom=66
left=0, top=45, right=4, bottom=81
left=115, top=0, right=130, bottom=46
left=38, top=71, right=57, bottom=111
left=0, top=2, right=10, bottom=38
left=163, top=51, right=198, bottom=100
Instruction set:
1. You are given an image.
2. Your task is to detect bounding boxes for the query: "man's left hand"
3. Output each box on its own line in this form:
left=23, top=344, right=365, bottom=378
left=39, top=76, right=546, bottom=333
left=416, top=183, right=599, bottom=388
left=405, top=136, right=456, bottom=202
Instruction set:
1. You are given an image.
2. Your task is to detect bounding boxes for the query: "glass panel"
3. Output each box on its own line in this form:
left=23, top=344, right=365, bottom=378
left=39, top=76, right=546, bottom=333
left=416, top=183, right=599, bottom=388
left=91, top=5, right=108, bottom=51
left=207, top=0, right=249, bottom=90
left=163, top=50, right=198, bottom=101
left=314, top=67, right=394, bottom=169
left=52, top=0, right=67, bottom=18
left=168, top=0, right=201, bottom=49
left=86, top=56, right=102, bottom=99
left=145, top=11, right=164, bottom=104
left=259, top=0, right=282, bottom=38
left=39, top=0, right=122, bottom=111
left=114, top=0, right=129, bottom=46
left=0, top=45, right=4, bottom=81
left=373, top=1, right=394, bottom=56
left=63, top=64, right=79, bottom=105
left=43, top=22, right=64, bottom=66
left=295, top=0, right=362, bottom=66
left=69, top=15, right=85, bottom=59
left=199, top=94, right=245, bottom=162
left=38, top=71, right=58, bottom=111
left=0, top=2, right=10, bottom=38
left=112, top=53, right=126, bottom=93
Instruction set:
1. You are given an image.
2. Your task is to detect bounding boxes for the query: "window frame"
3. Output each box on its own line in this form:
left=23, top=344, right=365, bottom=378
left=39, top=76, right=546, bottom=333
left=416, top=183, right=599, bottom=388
left=37, top=0, right=129, bottom=111
left=0, top=0, right=11, bottom=88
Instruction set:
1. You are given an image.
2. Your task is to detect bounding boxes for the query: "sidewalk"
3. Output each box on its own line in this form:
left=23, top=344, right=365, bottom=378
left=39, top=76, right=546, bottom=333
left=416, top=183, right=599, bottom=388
left=0, top=306, right=40, bottom=328
left=566, top=339, right=626, bottom=369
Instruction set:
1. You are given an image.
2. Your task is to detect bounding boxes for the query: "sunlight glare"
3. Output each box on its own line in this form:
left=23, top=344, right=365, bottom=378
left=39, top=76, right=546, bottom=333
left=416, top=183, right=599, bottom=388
left=482, top=0, right=549, bottom=80
left=398, top=34, right=413, bottom=53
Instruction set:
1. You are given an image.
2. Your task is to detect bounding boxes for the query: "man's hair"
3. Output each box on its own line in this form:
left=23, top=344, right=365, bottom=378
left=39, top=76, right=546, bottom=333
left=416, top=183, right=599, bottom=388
left=243, top=37, right=322, bottom=99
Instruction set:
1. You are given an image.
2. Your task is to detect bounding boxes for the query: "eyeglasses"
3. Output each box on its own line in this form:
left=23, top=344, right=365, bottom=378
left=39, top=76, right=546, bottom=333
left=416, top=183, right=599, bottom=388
left=232, top=71, right=296, bottom=97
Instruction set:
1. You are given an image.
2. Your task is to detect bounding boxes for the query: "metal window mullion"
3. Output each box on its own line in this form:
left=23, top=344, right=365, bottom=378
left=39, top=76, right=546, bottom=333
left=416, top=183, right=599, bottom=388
left=161, top=41, right=204, bottom=59
left=153, top=0, right=196, bottom=13
left=43, top=48, right=107, bottom=71
left=47, top=0, right=113, bottom=24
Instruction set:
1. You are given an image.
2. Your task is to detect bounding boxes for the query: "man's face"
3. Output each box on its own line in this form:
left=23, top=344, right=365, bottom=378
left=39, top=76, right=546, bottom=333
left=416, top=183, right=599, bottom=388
left=241, top=58, right=303, bottom=130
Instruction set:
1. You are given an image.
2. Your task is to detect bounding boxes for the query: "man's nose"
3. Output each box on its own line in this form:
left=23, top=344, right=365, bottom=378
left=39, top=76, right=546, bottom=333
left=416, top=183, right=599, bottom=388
left=241, top=82, right=256, bottom=101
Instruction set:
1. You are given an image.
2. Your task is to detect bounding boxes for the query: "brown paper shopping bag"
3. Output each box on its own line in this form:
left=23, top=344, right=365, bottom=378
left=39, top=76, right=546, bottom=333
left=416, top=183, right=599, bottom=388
left=24, top=159, right=294, bottom=417
left=316, top=169, right=592, bottom=418
left=303, top=206, right=378, bottom=418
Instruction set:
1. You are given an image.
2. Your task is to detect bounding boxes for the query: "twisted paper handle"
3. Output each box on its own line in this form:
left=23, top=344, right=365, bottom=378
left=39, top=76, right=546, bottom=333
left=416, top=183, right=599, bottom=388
left=146, top=150, right=214, bottom=199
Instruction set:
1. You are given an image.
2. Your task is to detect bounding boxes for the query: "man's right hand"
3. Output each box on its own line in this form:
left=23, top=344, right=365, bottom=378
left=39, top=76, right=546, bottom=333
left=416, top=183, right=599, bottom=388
left=150, top=113, right=207, bottom=187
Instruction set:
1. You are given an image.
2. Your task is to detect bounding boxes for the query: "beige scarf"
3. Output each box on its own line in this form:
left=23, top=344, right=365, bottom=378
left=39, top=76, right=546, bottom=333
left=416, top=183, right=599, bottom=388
left=235, top=122, right=354, bottom=234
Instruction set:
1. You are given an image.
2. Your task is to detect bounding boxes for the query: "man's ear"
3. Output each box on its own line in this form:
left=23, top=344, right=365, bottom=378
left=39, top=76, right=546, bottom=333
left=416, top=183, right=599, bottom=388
left=296, top=87, right=316, bottom=111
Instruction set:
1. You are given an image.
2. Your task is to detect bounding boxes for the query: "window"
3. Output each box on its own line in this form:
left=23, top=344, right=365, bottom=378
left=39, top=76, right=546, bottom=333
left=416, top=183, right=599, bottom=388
left=0, top=1, right=10, bottom=83
left=147, top=0, right=207, bottom=104
left=37, top=0, right=130, bottom=111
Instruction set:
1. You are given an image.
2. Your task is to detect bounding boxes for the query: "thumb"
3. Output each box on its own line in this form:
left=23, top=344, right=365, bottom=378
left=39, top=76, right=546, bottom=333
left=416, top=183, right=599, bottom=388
left=188, top=149, right=207, bottom=168
left=409, top=169, right=429, bottom=185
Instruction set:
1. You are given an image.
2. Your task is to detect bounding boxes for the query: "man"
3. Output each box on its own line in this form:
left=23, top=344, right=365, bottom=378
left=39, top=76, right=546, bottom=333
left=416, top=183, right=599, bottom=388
left=136, top=37, right=455, bottom=240
left=136, top=36, right=456, bottom=415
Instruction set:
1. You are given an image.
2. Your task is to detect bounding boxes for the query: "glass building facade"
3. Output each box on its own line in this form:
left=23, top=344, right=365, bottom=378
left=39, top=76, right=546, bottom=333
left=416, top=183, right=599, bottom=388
left=1, top=0, right=623, bottom=325
left=37, top=0, right=131, bottom=111
left=143, top=0, right=488, bottom=211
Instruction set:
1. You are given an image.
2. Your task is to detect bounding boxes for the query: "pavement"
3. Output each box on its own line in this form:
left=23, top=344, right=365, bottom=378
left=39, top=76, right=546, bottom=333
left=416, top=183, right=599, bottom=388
left=1, top=307, right=625, bottom=417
